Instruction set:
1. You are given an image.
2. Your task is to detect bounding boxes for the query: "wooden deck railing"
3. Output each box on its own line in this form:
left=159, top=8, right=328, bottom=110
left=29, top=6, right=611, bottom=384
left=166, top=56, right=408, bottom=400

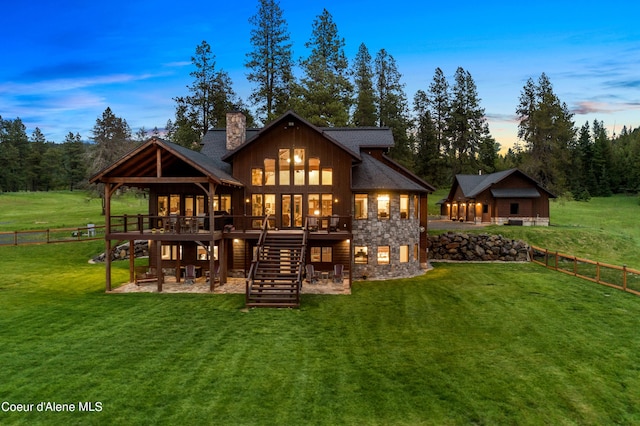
left=530, top=245, right=640, bottom=296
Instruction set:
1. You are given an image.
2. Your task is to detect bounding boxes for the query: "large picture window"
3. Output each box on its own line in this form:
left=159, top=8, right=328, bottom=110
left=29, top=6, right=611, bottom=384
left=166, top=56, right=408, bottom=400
left=279, top=149, right=290, bottom=185
left=308, top=157, right=320, bottom=185
left=251, top=168, right=263, bottom=186
left=264, top=158, right=275, bottom=185
left=322, top=168, right=332, bottom=185
left=294, top=148, right=305, bottom=185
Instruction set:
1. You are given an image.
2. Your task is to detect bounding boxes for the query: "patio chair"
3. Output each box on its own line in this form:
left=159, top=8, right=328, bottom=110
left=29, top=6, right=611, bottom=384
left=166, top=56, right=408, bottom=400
left=307, top=216, right=319, bottom=232
left=329, top=215, right=340, bottom=232
left=184, top=264, right=196, bottom=284
left=306, top=264, right=319, bottom=284
left=333, top=264, right=344, bottom=284
left=135, top=266, right=158, bottom=286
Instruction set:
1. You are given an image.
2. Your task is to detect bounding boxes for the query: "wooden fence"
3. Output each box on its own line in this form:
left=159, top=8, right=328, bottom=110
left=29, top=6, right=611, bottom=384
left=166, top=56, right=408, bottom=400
left=530, top=245, right=640, bottom=296
left=0, top=224, right=104, bottom=246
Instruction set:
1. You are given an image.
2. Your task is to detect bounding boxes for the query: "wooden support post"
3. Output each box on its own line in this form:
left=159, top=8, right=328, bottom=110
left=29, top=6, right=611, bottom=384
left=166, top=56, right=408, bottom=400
left=623, top=265, right=627, bottom=291
left=105, top=239, right=112, bottom=292
left=129, top=240, right=135, bottom=283
left=156, top=240, right=163, bottom=292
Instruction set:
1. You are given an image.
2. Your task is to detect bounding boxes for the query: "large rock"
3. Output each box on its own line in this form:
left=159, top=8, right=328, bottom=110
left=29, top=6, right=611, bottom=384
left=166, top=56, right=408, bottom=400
left=428, top=233, right=530, bottom=262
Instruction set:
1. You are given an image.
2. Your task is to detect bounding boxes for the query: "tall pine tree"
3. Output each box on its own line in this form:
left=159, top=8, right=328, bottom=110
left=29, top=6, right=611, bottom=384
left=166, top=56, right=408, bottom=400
left=246, top=0, right=293, bottom=123
left=352, top=43, right=376, bottom=126
left=294, top=9, right=352, bottom=127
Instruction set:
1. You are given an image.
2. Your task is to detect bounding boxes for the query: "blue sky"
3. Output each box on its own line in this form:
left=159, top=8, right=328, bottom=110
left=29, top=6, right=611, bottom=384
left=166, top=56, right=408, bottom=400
left=2, top=0, right=639, bottom=151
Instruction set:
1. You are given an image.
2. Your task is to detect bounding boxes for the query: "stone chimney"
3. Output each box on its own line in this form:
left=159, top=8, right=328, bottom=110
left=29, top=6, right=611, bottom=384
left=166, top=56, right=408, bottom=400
left=226, top=111, right=246, bottom=151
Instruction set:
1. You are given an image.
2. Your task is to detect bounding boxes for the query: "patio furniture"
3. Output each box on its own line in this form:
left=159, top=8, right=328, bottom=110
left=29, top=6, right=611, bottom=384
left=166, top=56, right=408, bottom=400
left=305, top=264, right=319, bottom=284
left=333, top=264, right=344, bottom=284
left=329, top=215, right=339, bottom=231
left=307, top=216, right=319, bottom=232
left=184, top=265, right=196, bottom=284
left=135, top=266, right=159, bottom=286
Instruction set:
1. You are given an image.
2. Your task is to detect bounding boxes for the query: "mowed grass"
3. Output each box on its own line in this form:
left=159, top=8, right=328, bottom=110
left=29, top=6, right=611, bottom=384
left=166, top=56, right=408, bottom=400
left=429, top=189, right=640, bottom=269
left=2, top=242, right=640, bottom=424
left=1, top=191, right=640, bottom=424
left=0, top=191, right=146, bottom=231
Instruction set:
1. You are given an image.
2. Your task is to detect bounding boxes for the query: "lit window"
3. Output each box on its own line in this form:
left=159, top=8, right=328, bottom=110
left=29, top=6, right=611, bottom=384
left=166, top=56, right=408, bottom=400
left=311, top=247, right=321, bottom=262
left=355, top=194, right=368, bottom=219
left=414, top=244, right=419, bottom=261
left=322, top=247, right=332, bottom=262
left=400, top=195, right=409, bottom=219
left=377, top=246, right=390, bottom=264
left=413, top=195, right=419, bottom=219
left=251, top=168, right=263, bottom=186
left=279, top=149, right=290, bottom=185
left=322, top=168, right=332, bottom=185
left=220, top=195, right=231, bottom=212
left=400, top=245, right=409, bottom=263
left=321, top=194, right=333, bottom=216
left=264, top=159, right=275, bottom=185
left=264, top=194, right=275, bottom=216
left=308, top=157, right=320, bottom=185
left=377, top=194, right=390, bottom=219
left=355, top=246, right=368, bottom=264
left=294, top=148, right=305, bottom=185
left=308, top=194, right=320, bottom=215
left=252, top=194, right=263, bottom=216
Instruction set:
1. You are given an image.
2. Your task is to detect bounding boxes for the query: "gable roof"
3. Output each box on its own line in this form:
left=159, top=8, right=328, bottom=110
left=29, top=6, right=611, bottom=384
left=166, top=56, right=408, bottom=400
left=352, top=153, right=432, bottom=192
left=218, top=111, right=362, bottom=162
left=448, top=168, right=555, bottom=200
left=89, top=137, right=243, bottom=187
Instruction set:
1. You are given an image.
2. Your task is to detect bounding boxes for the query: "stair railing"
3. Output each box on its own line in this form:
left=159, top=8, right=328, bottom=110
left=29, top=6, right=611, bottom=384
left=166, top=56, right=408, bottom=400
left=246, top=215, right=271, bottom=302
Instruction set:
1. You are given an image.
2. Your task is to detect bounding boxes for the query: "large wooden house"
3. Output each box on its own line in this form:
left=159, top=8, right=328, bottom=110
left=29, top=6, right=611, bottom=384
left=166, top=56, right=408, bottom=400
left=91, top=111, right=435, bottom=306
left=440, top=168, right=556, bottom=226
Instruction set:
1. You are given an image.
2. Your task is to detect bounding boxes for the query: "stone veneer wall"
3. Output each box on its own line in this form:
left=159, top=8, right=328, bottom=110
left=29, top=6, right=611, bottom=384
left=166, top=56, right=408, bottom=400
left=352, top=192, right=424, bottom=280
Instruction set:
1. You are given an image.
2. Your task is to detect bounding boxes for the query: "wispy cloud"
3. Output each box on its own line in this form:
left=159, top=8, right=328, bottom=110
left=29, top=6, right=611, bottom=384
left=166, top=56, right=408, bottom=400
left=571, top=101, right=640, bottom=115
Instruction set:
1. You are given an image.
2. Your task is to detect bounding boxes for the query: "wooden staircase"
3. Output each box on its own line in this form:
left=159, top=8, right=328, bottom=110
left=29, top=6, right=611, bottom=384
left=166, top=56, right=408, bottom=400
left=246, top=225, right=306, bottom=308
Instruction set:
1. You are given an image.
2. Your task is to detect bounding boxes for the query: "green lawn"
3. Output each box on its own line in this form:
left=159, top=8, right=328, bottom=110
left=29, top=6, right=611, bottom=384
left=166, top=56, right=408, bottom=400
left=1, top=241, right=640, bottom=424
left=430, top=190, right=640, bottom=270
left=1, top=191, right=640, bottom=424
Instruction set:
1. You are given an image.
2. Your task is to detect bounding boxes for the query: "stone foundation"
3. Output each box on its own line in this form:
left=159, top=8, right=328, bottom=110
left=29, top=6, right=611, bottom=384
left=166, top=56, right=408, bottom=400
left=428, top=232, right=530, bottom=262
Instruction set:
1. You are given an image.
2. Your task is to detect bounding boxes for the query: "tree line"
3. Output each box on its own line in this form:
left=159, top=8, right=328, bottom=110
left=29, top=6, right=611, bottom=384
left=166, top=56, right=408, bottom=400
left=1, top=0, right=639, bottom=198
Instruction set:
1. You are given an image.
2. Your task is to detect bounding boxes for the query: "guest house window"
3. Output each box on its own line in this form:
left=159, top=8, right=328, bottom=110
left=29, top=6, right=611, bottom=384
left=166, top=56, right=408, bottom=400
left=354, top=194, right=368, bottom=219
left=510, top=203, right=519, bottom=215
left=355, top=246, right=368, bottom=264
left=377, top=246, right=390, bottom=264
left=377, top=194, right=390, bottom=219
left=400, top=195, right=409, bottom=219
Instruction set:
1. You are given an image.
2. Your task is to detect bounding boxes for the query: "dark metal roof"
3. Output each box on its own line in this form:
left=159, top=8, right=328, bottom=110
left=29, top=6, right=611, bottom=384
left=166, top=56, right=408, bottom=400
left=352, top=153, right=431, bottom=192
left=450, top=168, right=555, bottom=200
left=491, top=188, right=541, bottom=198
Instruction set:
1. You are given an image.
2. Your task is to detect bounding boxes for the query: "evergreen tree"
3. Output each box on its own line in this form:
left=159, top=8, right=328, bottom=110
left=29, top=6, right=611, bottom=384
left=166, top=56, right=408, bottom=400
left=572, top=121, right=594, bottom=200
left=174, top=41, right=249, bottom=148
left=591, top=120, right=613, bottom=196
left=246, top=0, right=293, bottom=123
left=26, top=128, right=47, bottom=191
left=447, top=67, right=489, bottom=175
left=0, top=117, right=29, bottom=191
left=413, top=90, right=445, bottom=184
left=62, top=132, right=87, bottom=191
left=516, top=73, right=575, bottom=194
left=89, top=107, right=132, bottom=177
left=351, top=43, right=376, bottom=126
left=374, top=48, right=412, bottom=166
left=294, top=9, right=353, bottom=127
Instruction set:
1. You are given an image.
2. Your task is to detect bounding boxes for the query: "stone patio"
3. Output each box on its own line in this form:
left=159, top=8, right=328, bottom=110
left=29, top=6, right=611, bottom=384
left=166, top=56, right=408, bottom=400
left=108, top=276, right=351, bottom=295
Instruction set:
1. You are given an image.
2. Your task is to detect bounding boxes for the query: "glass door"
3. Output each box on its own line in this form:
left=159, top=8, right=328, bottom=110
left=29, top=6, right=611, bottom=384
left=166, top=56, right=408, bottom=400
left=281, top=194, right=303, bottom=228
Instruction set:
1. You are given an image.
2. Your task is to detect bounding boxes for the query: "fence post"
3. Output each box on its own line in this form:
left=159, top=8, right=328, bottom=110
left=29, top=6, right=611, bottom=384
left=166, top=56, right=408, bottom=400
left=573, top=256, right=577, bottom=276
left=596, top=262, right=600, bottom=283
left=47, top=229, right=50, bottom=244
left=14, top=231, right=18, bottom=245
left=554, top=251, right=558, bottom=270
left=623, top=264, right=627, bottom=292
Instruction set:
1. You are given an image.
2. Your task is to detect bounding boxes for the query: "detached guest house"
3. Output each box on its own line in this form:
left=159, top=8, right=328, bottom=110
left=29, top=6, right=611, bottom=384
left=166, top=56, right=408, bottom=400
left=90, top=111, right=435, bottom=306
left=440, top=168, right=556, bottom=226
